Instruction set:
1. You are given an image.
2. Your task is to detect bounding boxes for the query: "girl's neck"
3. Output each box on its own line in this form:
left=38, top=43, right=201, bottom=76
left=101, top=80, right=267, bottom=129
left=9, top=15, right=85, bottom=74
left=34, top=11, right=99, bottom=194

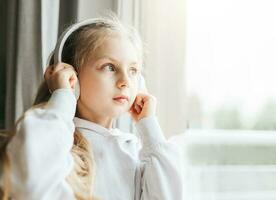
left=77, top=113, right=114, bottom=129
left=76, top=103, right=114, bottom=130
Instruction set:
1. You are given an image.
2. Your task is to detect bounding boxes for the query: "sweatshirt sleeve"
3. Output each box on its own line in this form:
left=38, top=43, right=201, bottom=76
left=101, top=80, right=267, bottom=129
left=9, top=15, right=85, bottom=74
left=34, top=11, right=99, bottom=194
left=134, top=116, right=184, bottom=200
left=7, top=89, right=77, bottom=200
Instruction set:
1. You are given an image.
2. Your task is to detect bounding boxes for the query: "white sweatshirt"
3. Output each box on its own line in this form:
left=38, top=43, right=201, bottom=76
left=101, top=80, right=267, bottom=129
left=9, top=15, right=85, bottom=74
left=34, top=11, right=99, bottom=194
left=6, top=89, right=183, bottom=200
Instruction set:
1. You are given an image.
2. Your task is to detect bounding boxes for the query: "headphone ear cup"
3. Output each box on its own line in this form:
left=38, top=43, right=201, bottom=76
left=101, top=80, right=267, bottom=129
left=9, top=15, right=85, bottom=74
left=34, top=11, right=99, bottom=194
left=138, top=74, right=148, bottom=93
left=74, top=80, right=80, bottom=99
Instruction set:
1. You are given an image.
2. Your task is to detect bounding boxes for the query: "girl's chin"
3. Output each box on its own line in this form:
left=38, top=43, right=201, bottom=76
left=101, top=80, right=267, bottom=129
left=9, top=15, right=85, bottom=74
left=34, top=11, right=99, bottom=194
left=110, top=108, right=130, bottom=118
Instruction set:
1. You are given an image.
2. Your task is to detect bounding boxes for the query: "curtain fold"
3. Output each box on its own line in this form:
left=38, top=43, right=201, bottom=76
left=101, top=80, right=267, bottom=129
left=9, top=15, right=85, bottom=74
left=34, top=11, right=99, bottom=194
left=5, top=0, right=43, bottom=130
left=0, top=0, right=8, bottom=129
left=58, top=0, right=79, bottom=35
left=41, top=0, right=59, bottom=71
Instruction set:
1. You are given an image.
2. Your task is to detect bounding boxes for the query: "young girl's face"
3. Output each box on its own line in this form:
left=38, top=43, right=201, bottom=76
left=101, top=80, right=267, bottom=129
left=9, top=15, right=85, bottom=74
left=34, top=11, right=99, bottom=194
left=77, top=34, right=141, bottom=124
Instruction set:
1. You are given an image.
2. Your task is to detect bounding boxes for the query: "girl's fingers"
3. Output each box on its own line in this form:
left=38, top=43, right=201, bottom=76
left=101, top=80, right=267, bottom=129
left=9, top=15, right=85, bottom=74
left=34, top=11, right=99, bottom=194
left=135, top=104, right=142, bottom=113
left=44, top=63, right=76, bottom=80
left=60, top=66, right=78, bottom=77
left=137, top=98, right=144, bottom=107
left=135, top=94, right=148, bottom=107
left=59, top=67, right=78, bottom=87
left=44, top=63, right=79, bottom=91
left=45, top=64, right=77, bottom=80
left=44, top=65, right=54, bottom=80
left=129, top=93, right=157, bottom=122
left=131, top=95, right=145, bottom=114
left=52, top=63, right=75, bottom=74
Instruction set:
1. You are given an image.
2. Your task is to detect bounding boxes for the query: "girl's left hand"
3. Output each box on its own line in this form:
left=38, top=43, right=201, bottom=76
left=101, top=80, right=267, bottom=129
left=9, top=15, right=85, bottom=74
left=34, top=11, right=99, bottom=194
left=129, top=93, right=157, bottom=123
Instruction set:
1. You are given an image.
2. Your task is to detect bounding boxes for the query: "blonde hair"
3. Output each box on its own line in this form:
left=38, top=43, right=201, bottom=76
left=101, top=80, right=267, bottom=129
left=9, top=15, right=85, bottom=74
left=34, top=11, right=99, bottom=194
left=0, top=133, right=12, bottom=200
left=1, top=15, right=143, bottom=200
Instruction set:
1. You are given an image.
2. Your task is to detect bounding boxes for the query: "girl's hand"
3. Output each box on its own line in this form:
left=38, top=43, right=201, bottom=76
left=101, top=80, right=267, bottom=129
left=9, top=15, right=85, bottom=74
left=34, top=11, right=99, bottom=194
left=129, top=93, right=157, bottom=123
left=44, top=63, right=78, bottom=93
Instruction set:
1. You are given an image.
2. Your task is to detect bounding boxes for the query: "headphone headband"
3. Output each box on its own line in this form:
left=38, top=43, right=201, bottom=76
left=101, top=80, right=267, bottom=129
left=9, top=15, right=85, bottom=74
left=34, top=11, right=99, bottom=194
left=53, top=18, right=103, bottom=64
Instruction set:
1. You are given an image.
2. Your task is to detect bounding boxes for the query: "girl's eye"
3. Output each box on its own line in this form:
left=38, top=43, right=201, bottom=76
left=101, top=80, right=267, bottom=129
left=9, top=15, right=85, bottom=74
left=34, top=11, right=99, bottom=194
left=103, top=63, right=116, bottom=72
left=130, top=67, right=138, bottom=75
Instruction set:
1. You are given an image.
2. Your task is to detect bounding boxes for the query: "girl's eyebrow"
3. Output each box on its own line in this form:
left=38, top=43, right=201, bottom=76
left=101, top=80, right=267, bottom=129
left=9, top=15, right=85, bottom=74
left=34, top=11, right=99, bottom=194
left=98, top=55, right=139, bottom=66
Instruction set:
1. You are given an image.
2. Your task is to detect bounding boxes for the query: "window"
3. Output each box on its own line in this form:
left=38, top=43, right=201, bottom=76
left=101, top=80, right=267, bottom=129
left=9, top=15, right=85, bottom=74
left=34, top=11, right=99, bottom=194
left=186, top=0, right=276, bottom=130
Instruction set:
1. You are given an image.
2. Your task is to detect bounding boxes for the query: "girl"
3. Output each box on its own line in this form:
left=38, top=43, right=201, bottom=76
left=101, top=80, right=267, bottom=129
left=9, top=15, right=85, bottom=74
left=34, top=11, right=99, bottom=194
left=3, top=16, right=183, bottom=200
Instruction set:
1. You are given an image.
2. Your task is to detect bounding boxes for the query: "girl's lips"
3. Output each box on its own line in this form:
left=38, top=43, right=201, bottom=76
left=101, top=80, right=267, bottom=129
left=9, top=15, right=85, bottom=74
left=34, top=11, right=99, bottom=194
left=113, top=95, right=129, bottom=101
left=113, top=98, right=128, bottom=104
left=113, top=96, right=129, bottom=104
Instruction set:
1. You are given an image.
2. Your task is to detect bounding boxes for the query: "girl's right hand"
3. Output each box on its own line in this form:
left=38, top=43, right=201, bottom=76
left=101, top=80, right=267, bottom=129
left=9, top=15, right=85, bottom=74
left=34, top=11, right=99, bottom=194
left=44, top=63, right=78, bottom=93
left=129, top=93, right=157, bottom=123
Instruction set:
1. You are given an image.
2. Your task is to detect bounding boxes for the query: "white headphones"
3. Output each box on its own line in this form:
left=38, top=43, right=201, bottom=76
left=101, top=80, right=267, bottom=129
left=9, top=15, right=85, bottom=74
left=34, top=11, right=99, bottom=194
left=48, top=18, right=147, bottom=99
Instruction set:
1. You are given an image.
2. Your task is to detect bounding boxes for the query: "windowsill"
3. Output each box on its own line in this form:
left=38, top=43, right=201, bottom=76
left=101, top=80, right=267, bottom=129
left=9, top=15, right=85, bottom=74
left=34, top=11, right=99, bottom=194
left=170, top=129, right=276, bottom=165
left=171, top=130, right=276, bottom=198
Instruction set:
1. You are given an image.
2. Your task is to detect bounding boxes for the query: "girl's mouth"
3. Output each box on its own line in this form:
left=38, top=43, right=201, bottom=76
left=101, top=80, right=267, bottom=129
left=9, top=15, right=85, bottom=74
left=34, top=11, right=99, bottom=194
left=113, top=96, right=129, bottom=104
left=113, top=98, right=128, bottom=104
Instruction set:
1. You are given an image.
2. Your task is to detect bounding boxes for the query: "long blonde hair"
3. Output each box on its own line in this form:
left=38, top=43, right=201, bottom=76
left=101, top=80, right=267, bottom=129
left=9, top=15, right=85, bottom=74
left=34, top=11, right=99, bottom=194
left=0, top=133, right=12, bottom=200
left=1, top=15, right=143, bottom=200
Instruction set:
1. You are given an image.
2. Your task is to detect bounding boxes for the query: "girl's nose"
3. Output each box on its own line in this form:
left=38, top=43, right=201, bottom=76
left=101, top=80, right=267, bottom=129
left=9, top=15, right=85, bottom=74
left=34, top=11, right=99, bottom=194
left=117, top=72, right=130, bottom=89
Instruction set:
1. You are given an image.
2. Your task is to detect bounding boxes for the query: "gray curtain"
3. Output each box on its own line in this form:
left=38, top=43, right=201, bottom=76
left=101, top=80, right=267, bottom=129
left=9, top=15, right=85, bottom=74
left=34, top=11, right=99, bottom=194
left=5, top=0, right=43, bottom=130
left=4, top=0, right=79, bottom=130
left=0, top=0, right=8, bottom=129
left=58, top=0, right=78, bottom=35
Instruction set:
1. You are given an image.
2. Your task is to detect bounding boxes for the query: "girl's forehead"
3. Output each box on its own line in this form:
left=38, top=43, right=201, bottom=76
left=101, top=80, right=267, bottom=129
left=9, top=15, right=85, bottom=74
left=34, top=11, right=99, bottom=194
left=89, top=36, right=140, bottom=63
